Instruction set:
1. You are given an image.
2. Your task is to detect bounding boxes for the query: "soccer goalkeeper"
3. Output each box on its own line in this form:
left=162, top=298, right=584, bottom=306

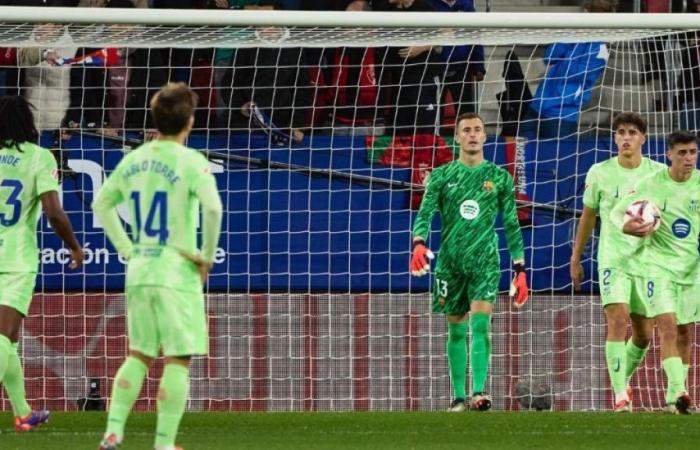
left=94, top=83, right=223, bottom=450
left=410, top=112, right=527, bottom=412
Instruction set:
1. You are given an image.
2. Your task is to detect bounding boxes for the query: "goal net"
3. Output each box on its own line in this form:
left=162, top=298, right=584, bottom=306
left=0, top=7, right=698, bottom=412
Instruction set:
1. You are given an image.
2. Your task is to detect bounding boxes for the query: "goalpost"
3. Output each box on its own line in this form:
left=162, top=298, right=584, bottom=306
left=0, top=7, right=698, bottom=412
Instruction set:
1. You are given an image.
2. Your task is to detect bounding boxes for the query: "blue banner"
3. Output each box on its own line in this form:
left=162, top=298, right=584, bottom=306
left=35, top=131, right=668, bottom=293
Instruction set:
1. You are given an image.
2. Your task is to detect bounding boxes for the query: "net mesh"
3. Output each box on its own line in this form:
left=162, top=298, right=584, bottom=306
left=0, top=11, right=699, bottom=412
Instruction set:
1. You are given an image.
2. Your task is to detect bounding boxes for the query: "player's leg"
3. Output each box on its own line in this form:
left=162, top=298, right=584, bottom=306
left=467, top=267, right=499, bottom=411
left=676, top=323, right=693, bottom=388
left=100, top=286, right=157, bottom=449
left=673, top=282, right=698, bottom=412
left=626, top=314, right=651, bottom=385
left=648, top=278, right=688, bottom=413
left=600, top=268, right=633, bottom=411
left=0, top=273, right=48, bottom=431
left=154, top=286, right=208, bottom=449
left=433, top=267, right=470, bottom=411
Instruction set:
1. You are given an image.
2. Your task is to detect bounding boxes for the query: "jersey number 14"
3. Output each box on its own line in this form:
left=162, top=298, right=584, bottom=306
left=130, top=191, right=169, bottom=245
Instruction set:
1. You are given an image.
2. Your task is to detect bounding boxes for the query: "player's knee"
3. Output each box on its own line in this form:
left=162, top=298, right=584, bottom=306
left=470, top=313, right=490, bottom=336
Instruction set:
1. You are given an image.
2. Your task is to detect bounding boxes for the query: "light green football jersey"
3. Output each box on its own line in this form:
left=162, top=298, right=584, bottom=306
left=94, top=141, right=219, bottom=293
left=613, top=169, right=700, bottom=285
left=583, top=156, right=665, bottom=270
left=0, top=142, right=59, bottom=273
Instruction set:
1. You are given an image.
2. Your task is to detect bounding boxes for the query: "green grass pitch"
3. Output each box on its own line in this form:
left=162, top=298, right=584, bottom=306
left=1, top=411, right=699, bottom=449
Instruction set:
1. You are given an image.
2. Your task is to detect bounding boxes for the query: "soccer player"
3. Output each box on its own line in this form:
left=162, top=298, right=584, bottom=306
left=0, top=95, right=84, bottom=431
left=94, top=83, right=223, bottom=450
left=614, top=129, right=700, bottom=414
left=410, top=112, right=528, bottom=412
left=570, top=112, right=664, bottom=411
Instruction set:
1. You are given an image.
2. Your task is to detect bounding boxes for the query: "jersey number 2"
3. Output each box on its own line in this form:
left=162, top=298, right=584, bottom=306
left=130, top=191, right=169, bottom=245
left=0, top=179, right=23, bottom=227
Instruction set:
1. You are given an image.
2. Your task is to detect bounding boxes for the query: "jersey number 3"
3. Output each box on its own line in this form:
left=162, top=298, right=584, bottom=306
left=130, top=191, right=169, bottom=245
left=0, top=179, right=23, bottom=227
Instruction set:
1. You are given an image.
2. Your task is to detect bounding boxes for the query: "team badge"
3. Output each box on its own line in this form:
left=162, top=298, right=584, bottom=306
left=483, top=181, right=493, bottom=192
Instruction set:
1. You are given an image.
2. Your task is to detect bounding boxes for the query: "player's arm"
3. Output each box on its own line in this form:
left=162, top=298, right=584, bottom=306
left=180, top=162, right=223, bottom=283
left=498, top=171, right=527, bottom=307
left=570, top=167, right=601, bottom=289
left=611, top=189, right=655, bottom=238
left=41, top=191, right=83, bottom=268
left=92, top=166, right=133, bottom=259
left=570, top=206, right=597, bottom=289
left=37, top=149, right=83, bottom=268
left=410, top=167, right=442, bottom=276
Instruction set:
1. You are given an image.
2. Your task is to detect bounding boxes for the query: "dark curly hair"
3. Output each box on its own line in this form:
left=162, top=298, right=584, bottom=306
left=0, top=96, right=39, bottom=152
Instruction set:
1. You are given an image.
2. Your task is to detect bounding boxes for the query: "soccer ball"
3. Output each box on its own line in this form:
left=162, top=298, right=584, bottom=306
left=624, top=200, right=661, bottom=231
left=514, top=377, right=553, bottom=411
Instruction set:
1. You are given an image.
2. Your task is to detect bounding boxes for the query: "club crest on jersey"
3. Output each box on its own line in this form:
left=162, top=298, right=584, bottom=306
left=689, top=199, right=700, bottom=212
left=460, top=199, right=480, bottom=220
left=483, top=181, right=493, bottom=192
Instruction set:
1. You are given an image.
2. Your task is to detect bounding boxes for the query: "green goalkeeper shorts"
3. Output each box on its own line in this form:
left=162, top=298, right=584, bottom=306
left=431, top=263, right=500, bottom=316
left=0, top=272, right=36, bottom=317
left=126, top=285, right=208, bottom=358
left=676, top=283, right=700, bottom=325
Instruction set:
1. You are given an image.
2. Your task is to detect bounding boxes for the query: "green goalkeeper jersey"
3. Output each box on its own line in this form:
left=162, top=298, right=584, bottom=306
left=583, top=156, right=665, bottom=270
left=412, top=160, right=524, bottom=272
left=0, top=142, right=59, bottom=273
left=93, top=140, right=223, bottom=293
left=612, top=168, right=700, bottom=285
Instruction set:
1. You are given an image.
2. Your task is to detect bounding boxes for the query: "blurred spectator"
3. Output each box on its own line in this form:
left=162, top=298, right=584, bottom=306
left=427, top=0, right=484, bottom=132
left=211, top=0, right=260, bottom=127
left=373, top=0, right=445, bottom=136
left=519, top=0, right=613, bottom=140
left=675, top=30, right=700, bottom=132
left=64, top=0, right=167, bottom=134
left=223, top=0, right=312, bottom=145
left=152, top=0, right=216, bottom=129
left=302, top=0, right=377, bottom=130
left=19, top=22, right=77, bottom=132
left=0, top=47, right=18, bottom=97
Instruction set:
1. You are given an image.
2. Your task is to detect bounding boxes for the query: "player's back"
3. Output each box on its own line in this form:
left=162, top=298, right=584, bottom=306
left=0, top=142, right=58, bottom=273
left=115, top=140, right=209, bottom=292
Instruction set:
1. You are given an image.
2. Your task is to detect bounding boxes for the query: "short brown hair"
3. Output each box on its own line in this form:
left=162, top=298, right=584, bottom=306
left=612, top=112, right=647, bottom=135
left=583, top=0, right=616, bottom=13
left=668, top=130, right=697, bottom=149
left=150, top=82, right=198, bottom=135
left=455, top=112, right=485, bottom=129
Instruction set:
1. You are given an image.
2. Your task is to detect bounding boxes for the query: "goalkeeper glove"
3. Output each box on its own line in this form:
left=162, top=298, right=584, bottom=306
left=410, top=239, right=434, bottom=277
left=509, top=262, right=529, bottom=308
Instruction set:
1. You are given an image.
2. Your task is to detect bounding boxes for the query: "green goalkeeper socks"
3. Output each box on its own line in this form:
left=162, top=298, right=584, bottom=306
left=605, top=341, right=626, bottom=395
left=155, top=363, right=190, bottom=449
left=684, top=364, right=690, bottom=390
left=106, top=356, right=148, bottom=440
left=0, top=334, right=12, bottom=382
left=470, top=313, right=491, bottom=395
left=446, top=322, right=468, bottom=400
left=663, top=356, right=685, bottom=404
left=624, top=340, right=648, bottom=383
left=2, top=343, right=31, bottom=417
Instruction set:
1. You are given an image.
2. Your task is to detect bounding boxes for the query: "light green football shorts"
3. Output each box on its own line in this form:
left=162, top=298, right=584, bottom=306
left=599, top=268, right=676, bottom=318
left=126, top=285, right=208, bottom=358
left=676, top=283, right=700, bottom=326
left=0, top=272, right=37, bottom=317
